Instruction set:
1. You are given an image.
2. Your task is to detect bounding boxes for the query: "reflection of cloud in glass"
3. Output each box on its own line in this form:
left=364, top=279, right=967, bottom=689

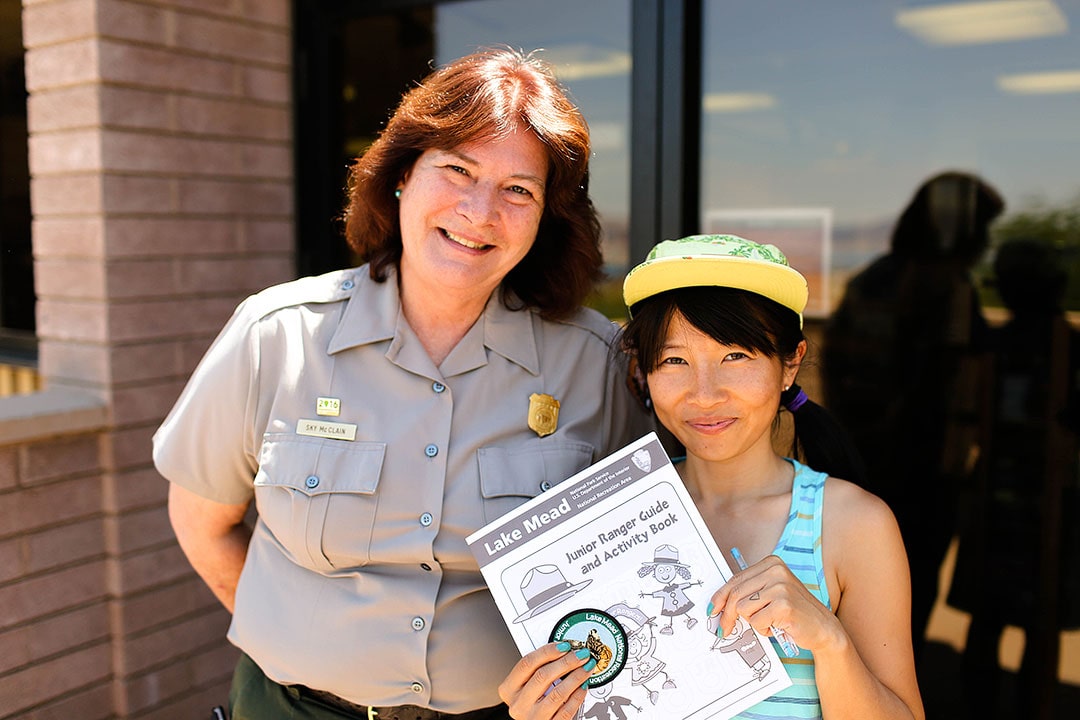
left=895, top=0, right=1067, bottom=46
left=541, top=45, right=631, bottom=81
left=703, top=92, right=777, bottom=113
left=587, top=121, right=625, bottom=151
left=998, top=69, right=1080, bottom=94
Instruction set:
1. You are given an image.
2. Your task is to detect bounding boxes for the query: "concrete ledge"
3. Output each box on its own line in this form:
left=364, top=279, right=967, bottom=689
left=0, top=388, right=108, bottom=446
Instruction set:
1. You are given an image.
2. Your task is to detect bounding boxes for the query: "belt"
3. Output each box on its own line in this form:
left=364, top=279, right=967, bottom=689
left=300, top=687, right=506, bottom=720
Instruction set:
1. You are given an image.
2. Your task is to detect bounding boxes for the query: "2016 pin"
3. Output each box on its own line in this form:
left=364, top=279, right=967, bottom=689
left=316, top=397, right=341, bottom=417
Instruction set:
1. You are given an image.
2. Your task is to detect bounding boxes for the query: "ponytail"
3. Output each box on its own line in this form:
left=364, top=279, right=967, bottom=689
left=781, top=383, right=867, bottom=485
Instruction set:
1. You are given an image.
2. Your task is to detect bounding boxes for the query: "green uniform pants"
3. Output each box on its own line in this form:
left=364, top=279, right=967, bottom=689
left=228, top=653, right=512, bottom=720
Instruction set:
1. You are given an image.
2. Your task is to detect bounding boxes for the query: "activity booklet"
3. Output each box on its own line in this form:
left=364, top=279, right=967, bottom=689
left=466, top=433, right=792, bottom=720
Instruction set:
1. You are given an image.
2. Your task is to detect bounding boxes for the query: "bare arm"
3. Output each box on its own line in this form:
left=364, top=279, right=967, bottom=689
left=709, top=480, right=924, bottom=720
left=814, top=481, right=924, bottom=720
left=168, top=483, right=252, bottom=613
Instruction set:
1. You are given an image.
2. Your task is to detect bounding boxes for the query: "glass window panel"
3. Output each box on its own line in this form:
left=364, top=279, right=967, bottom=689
left=701, top=0, right=1080, bottom=316
left=701, top=3, right=1080, bottom=711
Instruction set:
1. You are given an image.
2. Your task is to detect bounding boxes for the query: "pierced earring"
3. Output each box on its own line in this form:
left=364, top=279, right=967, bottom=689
left=394, top=188, right=402, bottom=199
left=783, top=385, right=790, bottom=391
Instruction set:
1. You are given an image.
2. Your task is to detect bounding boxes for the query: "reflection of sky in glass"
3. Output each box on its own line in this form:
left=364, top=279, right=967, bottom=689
left=434, top=0, right=632, bottom=263
left=702, top=0, right=1080, bottom=274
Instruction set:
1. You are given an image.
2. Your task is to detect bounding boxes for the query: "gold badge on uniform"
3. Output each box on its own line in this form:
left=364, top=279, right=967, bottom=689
left=316, top=397, right=341, bottom=417
left=528, top=393, right=560, bottom=437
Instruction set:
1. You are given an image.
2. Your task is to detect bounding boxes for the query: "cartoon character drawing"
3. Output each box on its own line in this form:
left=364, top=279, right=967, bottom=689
left=580, top=681, right=642, bottom=720
left=512, top=564, right=592, bottom=623
left=607, top=602, right=676, bottom=705
left=708, top=614, right=772, bottom=680
left=637, top=544, right=703, bottom=635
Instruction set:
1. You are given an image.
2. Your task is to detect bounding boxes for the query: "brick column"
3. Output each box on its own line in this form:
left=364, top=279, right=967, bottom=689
left=21, top=0, right=294, bottom=716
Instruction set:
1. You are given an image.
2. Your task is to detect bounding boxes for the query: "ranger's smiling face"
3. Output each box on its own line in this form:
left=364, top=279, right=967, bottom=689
left=397, top=129, right=548, bottom=303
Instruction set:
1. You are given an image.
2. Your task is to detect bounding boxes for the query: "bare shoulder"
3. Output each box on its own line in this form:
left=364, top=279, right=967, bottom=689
left=822, top=477, right=898, bottom=535
left=822, top=477, right=905, bottom=569
left=821, top=477, right=908, bottom=598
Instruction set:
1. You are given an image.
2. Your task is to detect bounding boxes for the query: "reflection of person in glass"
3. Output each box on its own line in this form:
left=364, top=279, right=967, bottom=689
left=154, top=48, right=650, bottom=720
left=947, top=237, right=1080, bottom=718
left=823, top=171, right=1005, bottom=661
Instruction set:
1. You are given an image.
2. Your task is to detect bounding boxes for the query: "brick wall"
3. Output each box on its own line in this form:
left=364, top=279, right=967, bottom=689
left=4, top=0, right=296, bottom=717
left=0, top=433, right=112, bottom=720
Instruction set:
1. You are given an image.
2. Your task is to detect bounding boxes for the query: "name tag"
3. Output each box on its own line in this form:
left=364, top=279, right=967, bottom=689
left=296, top=418, right=357, bottom=441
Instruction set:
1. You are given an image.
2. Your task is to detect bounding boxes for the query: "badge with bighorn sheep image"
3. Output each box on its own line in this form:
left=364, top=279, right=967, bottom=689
left=549, top=608, right=628, bottom=687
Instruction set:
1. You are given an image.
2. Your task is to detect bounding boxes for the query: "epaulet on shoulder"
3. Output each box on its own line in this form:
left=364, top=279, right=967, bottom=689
left=235, top=268, right=360, bottom=323
left=551, top=306, right=623, bottom=344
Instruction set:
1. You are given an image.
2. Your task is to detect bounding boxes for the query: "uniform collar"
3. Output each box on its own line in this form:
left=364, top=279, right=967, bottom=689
left=480, top=289, right=540, bottom=376
left=327, top=266, right=540, bottom=376
left=327, top=268, right=397, bottom=353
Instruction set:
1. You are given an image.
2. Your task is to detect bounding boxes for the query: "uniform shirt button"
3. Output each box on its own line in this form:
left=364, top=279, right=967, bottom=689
left=341, top=279, right=355, bottom=291
left=305, top=475, right=320, bottom=489
left=432, top=381, right=446, bottom=393
left=424, top=444, right=438, bottom=458
left=419, top=512, right=433, bottom=527
left=411, top=616, right=426, bottom=631
left=540, top=480, right=552, bottom=492
left=411, top=682, right=424, bottom=694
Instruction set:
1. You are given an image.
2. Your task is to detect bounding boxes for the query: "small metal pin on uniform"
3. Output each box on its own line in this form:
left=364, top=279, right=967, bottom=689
left=528, top=393, right=560, bottom=437
left=316, top=397, right=341, bottom=417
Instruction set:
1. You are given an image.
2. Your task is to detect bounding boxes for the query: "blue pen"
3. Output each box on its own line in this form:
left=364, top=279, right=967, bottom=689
left=730, top=547, right=801, bottom=658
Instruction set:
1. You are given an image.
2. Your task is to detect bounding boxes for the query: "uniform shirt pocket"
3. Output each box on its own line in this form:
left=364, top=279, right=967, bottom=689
left=477, top=442, right=594, bottom=524
left=254, top=434, right=386, bottom=571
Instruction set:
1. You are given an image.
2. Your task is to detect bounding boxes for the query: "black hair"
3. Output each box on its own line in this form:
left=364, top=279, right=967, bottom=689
left=620, top=286, right=866, bottom=483
left=993, top=237, right=1067, bottom=316
left=890, top=171, right=1005, bottom=264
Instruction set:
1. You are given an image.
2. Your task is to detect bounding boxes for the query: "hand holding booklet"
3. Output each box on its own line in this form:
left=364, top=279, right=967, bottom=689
left=466, top=433, right=792, bottom=720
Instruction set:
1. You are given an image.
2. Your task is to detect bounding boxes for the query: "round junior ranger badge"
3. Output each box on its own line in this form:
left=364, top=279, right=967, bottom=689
left=528, top=393, right=560, bottom=437
left=549, top=608, right=627, bottom=687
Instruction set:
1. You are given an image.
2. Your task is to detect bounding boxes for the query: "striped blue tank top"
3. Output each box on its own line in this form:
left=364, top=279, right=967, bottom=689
left=735, top=459, right=829, bottom=720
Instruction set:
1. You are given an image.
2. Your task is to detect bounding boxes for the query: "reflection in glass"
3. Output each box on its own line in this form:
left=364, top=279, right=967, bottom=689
left=701, top=0, right=1080, bottom=316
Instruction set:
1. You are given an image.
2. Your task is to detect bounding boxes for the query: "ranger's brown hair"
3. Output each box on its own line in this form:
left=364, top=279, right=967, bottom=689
left=344, top=47, right=602, bottom=320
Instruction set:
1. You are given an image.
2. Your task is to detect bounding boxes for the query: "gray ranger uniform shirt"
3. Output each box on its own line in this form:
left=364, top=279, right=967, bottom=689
left=153, top=266, right=652, bottom=712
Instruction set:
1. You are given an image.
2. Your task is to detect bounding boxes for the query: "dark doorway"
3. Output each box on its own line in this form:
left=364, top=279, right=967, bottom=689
left=0, top=1, right=33, bottom=337
left=294, top=1, right=438, bottom=277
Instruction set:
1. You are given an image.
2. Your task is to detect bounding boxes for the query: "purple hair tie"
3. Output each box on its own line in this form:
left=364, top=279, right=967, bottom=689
left=782, top=384, right=809, bottom=413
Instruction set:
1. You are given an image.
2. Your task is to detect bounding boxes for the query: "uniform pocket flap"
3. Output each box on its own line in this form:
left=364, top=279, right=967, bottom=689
left=255, top=435, right=386, bottom=496
left=477, top=442, right=595, bottom=499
